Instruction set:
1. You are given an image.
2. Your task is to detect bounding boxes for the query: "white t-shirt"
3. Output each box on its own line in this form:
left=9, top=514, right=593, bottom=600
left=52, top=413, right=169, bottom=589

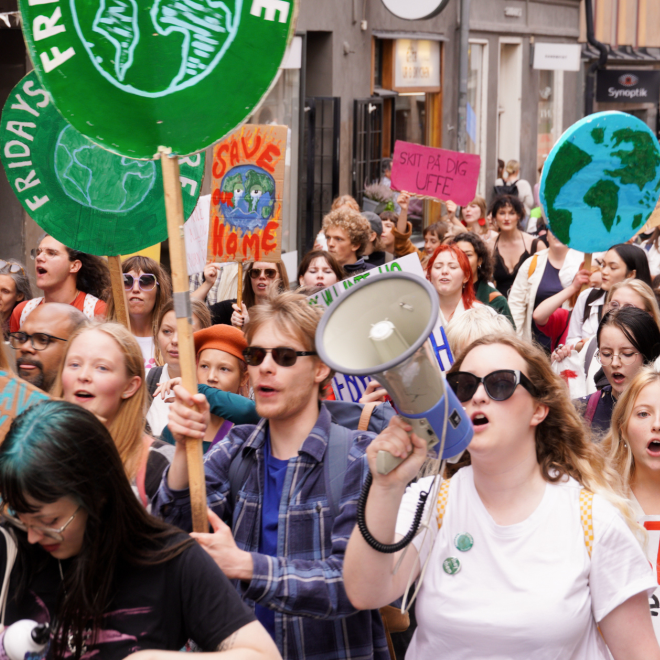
left=631, top=495, right=660, bottom=641
left=395, top=467, right=656, bottom=660
left=146, top=363, right=170, bottom=437
left=135, top=335, right=156, bottom=371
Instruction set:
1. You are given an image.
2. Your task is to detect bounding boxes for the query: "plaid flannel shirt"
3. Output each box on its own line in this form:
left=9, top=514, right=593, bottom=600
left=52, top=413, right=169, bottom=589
left=153, top=405, right=388, bottom=660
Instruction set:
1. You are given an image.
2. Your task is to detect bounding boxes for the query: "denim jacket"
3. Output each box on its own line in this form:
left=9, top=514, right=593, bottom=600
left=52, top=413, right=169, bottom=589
left=153, top=404, right=389, bottom=660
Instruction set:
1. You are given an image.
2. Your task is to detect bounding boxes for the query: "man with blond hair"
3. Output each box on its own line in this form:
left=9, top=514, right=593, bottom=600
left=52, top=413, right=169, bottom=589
left=322, top=207, right=374, bottom=276
left=154, top=291, right=388, bottom=660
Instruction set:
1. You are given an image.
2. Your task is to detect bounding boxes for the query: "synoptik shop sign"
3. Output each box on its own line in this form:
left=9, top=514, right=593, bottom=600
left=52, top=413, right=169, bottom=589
left=597, top=70, right=660, bottom=103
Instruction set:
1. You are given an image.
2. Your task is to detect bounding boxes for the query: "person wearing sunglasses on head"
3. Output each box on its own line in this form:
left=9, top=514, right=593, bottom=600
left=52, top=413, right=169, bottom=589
left=575, top=307, right=660, bottom=437
left=9, top=235, right=110, bottom=334
left=153, top=291, right=389, bottom=660
left=9, top=303, right=86, bottom=392
left=0, top=259, right=32, bottom=341
left=106, top=256, right=172, bottom=371
left=209, top=261, right=289, bottom=328
left=0, top=400, right=280, bottom=660
left=344, top=333, right=660, bottom=660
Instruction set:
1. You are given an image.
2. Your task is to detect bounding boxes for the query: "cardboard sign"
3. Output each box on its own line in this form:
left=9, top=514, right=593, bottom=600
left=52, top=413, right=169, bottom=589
left=540, top=111, right=660, bottom=253
left=0, top=370, right=51, bottom=444
left=185, top=195, right=212, bottom=275
left=391, top=140, right=480, bottom=206
left=208, top=125, right=286, bottom=264
left=0, top=72, right=204, bottom=256
left=308, top=254, right=453, bottom=402
left=18, top=0, right=297, bottom=159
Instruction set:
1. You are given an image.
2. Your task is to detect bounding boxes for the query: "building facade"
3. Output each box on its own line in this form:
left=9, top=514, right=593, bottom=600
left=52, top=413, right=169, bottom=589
left=0, top=0, right=584, bottom=270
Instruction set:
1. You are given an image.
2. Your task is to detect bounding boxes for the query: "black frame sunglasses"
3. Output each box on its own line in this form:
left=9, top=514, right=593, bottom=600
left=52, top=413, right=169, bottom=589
left=243, top=346, right=317, bottom=367
left=123, top=273, right=159, bottom=291
left=447, top=369, right=538, bottom=403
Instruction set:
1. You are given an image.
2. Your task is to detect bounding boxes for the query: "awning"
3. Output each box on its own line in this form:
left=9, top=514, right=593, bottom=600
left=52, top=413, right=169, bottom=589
left=372, top=30, right=447, bottom=42
left=582, top=43, right=660, bottom=63
left=373, top=87, right=398, bottom=98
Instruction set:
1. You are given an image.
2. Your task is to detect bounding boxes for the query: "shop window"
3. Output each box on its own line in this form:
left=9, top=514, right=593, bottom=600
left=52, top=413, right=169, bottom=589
left=537, top=69, right=563, bottom=174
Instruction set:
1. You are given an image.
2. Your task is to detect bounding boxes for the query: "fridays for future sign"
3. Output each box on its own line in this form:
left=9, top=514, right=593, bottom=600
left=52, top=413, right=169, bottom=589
left=391, top=140, right=481, bottom=205
left=308, top=254, right=453, bottom=402
left=19, top=0, right=297, bottom=159
left=0, top=72, right=204, bottom=256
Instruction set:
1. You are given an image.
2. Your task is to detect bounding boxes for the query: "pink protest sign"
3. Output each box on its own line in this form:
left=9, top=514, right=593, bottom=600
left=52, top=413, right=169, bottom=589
left=391, top=141, right=481, bottom=206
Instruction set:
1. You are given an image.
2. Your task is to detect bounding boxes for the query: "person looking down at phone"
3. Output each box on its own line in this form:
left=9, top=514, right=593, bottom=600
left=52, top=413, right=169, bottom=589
left=343, top=334, right=659, bottom=660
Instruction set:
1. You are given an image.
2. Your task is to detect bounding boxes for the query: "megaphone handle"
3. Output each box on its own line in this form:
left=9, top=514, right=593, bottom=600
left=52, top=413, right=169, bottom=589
left=376, top=450, right=408, bottom=475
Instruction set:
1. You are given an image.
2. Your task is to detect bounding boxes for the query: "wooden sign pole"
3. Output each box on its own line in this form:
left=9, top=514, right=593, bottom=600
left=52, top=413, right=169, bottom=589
left=236, top=262, right=243, bottom=308
left=159, top=147, right=207, bottom=533
left=107, top=256, right=132, bottom=332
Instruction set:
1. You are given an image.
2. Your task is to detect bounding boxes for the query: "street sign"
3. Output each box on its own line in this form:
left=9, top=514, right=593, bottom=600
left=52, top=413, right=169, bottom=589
left=19, top=0, right=297, bottom=158
left=0, top=72, right=204, bottom=255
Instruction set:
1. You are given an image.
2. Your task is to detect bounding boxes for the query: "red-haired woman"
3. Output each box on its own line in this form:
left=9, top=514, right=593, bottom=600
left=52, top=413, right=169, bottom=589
left=427, top=244, right=482, bottom=325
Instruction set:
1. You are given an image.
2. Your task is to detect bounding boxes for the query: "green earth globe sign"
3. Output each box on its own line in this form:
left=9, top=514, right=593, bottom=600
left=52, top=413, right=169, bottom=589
left=0, top=71, right=204, bottom=256
left=19, top=0, right=297, bottom=159
left=540, top=111, right=660, bottom=254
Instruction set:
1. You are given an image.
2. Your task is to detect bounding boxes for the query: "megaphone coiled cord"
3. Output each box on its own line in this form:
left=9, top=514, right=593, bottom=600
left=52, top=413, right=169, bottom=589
left=356, top=472, right=429, bottom=553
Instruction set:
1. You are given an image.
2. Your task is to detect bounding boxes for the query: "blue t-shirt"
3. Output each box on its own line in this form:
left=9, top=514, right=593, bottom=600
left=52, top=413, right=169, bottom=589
left=255, top=433, right=288, bottom=639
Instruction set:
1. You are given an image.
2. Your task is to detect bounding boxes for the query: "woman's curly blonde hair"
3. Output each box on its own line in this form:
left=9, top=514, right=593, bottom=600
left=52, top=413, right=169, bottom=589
left=448, top=333, right=642, bottom=538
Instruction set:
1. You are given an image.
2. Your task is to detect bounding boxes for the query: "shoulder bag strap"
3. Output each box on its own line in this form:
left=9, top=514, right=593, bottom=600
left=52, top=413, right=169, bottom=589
left=436, top=479, right=452, bottom=529
left=0, top=527, right=17, bottom=631
left=584, top=337, right=598, bottom=375
left=19, top=298, right=42, bottom=327
left=579, top=489, right=594, bottom=557
left=146, top=366, right=163, bottom=399
left=357, top=402, right=378, bottom=432
left=585, top=391, right=601, bottom=425
left=324, top=424, right=354, bottom=521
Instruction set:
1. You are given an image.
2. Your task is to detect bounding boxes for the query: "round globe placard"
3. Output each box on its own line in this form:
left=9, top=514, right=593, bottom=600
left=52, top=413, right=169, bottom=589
left=540, top=111, right=660, bottom=253
left=19, top=0, right=297, bottom=159
left=0, top=71, right=204, bottom=255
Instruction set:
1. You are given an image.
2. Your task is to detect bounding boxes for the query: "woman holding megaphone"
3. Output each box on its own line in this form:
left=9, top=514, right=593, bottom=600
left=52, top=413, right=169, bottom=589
left=344, top=334, right=659, bottom=659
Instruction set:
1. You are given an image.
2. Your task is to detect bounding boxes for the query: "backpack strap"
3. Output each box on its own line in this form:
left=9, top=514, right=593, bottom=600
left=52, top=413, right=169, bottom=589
left=324, top=423, right=354, bottom=521
left=82, top=293, right=100, bottom=319
left=579, top=489, right=594, bottom=557
left=527, top=254, right=538, bottom=278
left=436, top=479, right=451, bottom=529
left=584, top=337, right=598, bottom=376
left=228, top=444, right=256, bottom=512
left=488, top=290, right=503, bottom=302
left=19, top=297, right=42, bottom=326
left=358, top=402, right=378, bottom=432
left=585, top=391, right=601, bottom=426
left=146, top=366, right=163, bottom=399
left=0, top=527, right=17, bottom=632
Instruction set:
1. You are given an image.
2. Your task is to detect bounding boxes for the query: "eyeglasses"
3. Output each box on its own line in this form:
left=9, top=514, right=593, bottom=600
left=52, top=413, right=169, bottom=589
left=608, top=301, right=637, bottom=311
left=249, top=268, right=278, bottom=280
left=447, top=369, right=538, bottom=403
left=596, top=349, right=640, bottom=366
left=2, top=505, right=82, bottom=543
left=123, top=273, right=159, bottom=292
left=9, top=331, right=67, bottom=351
left=243, top=346, right=317, bottom=367
left=0, top=260, right=24, bottom=275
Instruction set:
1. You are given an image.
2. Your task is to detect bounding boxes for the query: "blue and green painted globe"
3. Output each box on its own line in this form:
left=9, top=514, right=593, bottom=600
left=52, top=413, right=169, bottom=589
left=540, top=111, right=660, bottom=253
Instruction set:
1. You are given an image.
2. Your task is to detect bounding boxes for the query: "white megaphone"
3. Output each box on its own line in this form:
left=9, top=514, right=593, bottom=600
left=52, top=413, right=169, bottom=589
left=316, top=271, right=473, bottom=474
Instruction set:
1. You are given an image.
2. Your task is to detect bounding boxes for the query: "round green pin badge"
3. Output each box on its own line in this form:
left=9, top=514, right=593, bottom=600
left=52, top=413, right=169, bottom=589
left=442, top=557, right=461, bottom=575
left=454, top=533, right=474, bottom=552
left=0, top=71, right=204, bottom=255
left=19, top=0, right=297, bottom=159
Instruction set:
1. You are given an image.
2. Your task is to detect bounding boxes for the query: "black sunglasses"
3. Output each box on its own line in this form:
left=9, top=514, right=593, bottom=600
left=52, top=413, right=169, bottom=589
left=123, top=273, right=159, bottom=292
left=447, top=369, right=538, bottom=403
left=243, top=346, right=317, bottom=367
left=249, top=268, right=278, bottom=280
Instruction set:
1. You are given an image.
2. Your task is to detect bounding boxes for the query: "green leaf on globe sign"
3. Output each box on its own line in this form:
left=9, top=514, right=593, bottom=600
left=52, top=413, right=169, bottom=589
left=0, top=71, right=204, bottom=256
left=540, top=111, right=660, bottom=253
left=18, top=0, right=296, bottom=160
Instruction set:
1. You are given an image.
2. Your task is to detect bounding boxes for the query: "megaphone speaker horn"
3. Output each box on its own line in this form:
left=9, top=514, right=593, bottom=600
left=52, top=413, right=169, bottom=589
left=316, top=272, right=473, bottom=474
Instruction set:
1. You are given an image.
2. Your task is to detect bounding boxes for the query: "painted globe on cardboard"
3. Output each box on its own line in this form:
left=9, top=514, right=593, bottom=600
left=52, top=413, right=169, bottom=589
left=218, top=164, right=275, bottom=234
left=540, top=111, right=660, bottom=253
